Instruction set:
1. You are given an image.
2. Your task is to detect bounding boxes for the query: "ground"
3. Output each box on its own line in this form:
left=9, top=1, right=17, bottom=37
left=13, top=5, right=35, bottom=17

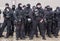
left=0, top=32, right=60, bottom=41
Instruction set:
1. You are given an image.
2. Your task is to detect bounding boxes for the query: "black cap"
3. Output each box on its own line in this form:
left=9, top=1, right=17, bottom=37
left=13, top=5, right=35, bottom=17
left=18, top=3, right=22, bottom=6
left=5, top=3, right=9, bottom=6
left=36, top=3, right=41, bottom=6
left=27, top=4, right=30, bottom=6
left=12, top=5, right=15, bottom=7
left=23, top=5, right=26, bottom=7
left=45, top=5, right=50, bottom=8
left=56, top=7, right=60, bottom=9
left=18, top=3, right=22, bottom=8
left=12, top=5, right=15, bottom=8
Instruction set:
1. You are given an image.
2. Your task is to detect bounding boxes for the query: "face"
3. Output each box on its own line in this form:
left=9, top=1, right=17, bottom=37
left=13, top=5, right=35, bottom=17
left=32, top=6, right=35, bottom=9
left=5, top=5, right=9, bottom=8
left=19, top=5, right=22, bottom=7
left=37, top=5, right=41, bottom=8
left=22, top=7, right=25, bottom=10
left=12, top=6, right=15, bottom=8
left=45, top=8, right=47, bottom=10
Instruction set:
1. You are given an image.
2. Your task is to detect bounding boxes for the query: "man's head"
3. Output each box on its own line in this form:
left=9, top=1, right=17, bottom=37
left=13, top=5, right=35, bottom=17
left=56, top=7, right=60, bottom=12
left=12, top=5, right=15, bottom=11
left=36, top=3, right=42, bottom=8
left=18, top=3, right=22, bottom=8
left=45, top=5, right=52, bottom=11
left=56, top=7, right=60, bottom=11
left=26, top=4, right=31, bottom=8
left=22, top=5, right=26, bottom=10
left=45, top=5, right=50, bottom=9
left=5, top=3, right=9, bottom=8
left=32, top=6, right=36, bottom=11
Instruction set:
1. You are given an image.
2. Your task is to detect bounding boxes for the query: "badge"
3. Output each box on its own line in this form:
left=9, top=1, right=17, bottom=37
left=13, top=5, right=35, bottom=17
left=28, top=18, right=31, bottom=21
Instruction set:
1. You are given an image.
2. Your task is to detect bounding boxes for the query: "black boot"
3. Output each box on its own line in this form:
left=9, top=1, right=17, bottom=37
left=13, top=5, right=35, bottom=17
left=55, top=36, right=58, bottom=38
left=48, top=35, right=52, bottom=38
left=42, top=37, right=46, bottom=40
left=5, top=36, right=9, bottom=38
left=29, top=37, right=33, bottom=40
left=16, top=38, right=19, bottom=40
left=36, top=35, right=39, bottom=38
left=0, top=35, right=4, bottom=37
left=20, top=37, right=25, bottom=40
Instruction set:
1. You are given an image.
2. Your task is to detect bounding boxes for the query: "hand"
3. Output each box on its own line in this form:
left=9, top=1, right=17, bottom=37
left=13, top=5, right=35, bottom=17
left=40, top=19, right=43, bottom=23
left=28, top=18, right=31, bottom=21
left=14, top=20, right=17, bottom=23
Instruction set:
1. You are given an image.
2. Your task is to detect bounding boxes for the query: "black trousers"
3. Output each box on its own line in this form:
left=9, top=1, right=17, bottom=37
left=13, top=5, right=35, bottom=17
left=16, top=21, right=25, bottom=39
left=0, top=19, right=11, bottom=36
left=46, top=21, right=52, bottom=36
left=27, top=22, right=34, bottom=38
left=33, top=20, right=38, bottom=37
left=52, top=21, right=59, bottom=36
left=25, top=22, right=30, bottom=36
left=10, top=20, right=14, bottom=36
left=33, top=20, right=46, bottom=38
left=25, top=19, right=34, bottom=38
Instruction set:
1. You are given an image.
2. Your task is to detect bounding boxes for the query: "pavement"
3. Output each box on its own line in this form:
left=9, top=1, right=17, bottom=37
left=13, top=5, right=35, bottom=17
left=0, top=32, right=60, bottom=41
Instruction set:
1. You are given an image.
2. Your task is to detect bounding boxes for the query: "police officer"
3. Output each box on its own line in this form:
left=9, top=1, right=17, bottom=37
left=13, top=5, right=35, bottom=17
left=44, top=5, right=53, bottom=38
left=0, top=3, right=13, bottom=38
left=0, top=10, right=3, bottom=37
left=52, top=7, right=60, bottom=38
left=14, top=3, right=25, bottom=40
left=10, top=5, right=16, bottom=36
left=32, top=6, right=39, bottom=38
left=32, top=3, right=46, bottom=40
left=24, top=4, right=34, bottom=39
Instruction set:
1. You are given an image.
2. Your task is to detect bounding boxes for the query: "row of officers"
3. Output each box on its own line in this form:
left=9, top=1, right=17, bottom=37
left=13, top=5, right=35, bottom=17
left=0, top=3, right=60, bottom=40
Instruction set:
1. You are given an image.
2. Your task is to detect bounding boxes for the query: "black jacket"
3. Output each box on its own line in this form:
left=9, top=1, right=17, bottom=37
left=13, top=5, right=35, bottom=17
left=32, top=7, right=44, bottom=22
left=3, top=7, right=13, bottom=20
left=14, top=8, right=24, bottom=22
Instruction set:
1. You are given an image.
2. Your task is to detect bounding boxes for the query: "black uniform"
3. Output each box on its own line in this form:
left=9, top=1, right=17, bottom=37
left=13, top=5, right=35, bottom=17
left=14, top=4, right=25, bottom=40
left=52, top=8, right=60, bottom=38
left=0, top=10, right=2, bottom=37
left=10, top=5, right=15, bottom=36
left=0, top=7, right=13, bottom=38
left=24, top=4, right=34, bottom=39
left=32, top=6, right=39, bottom=37
left=33, top=7, right=46, bottom=39
left=44, top=7, right=53, bottom=37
